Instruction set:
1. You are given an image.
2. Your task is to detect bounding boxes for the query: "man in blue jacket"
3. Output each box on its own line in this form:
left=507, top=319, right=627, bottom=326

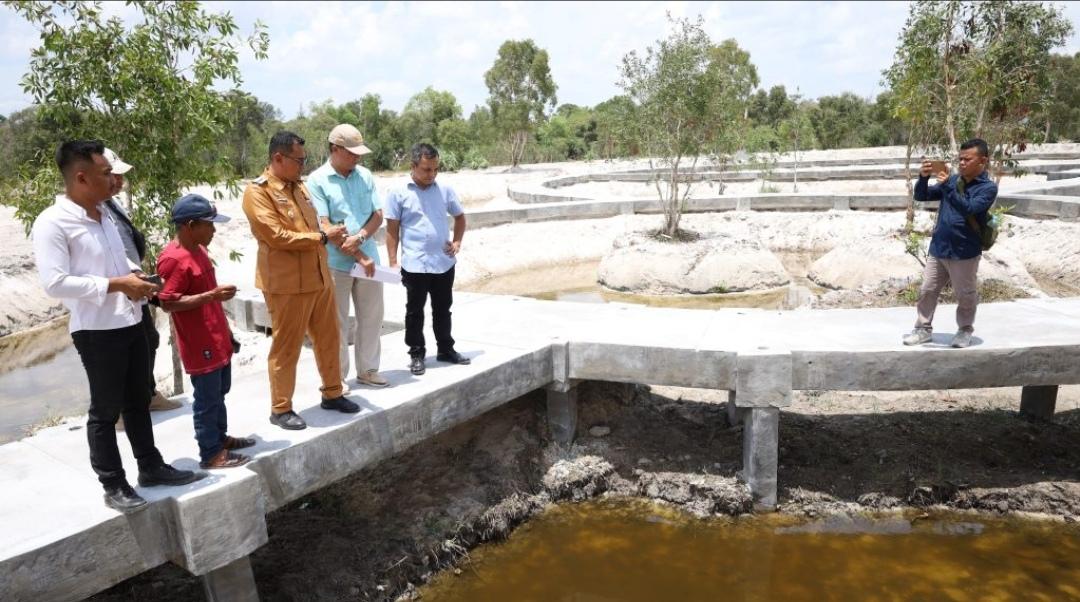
left=903, top=138, right=997, bottom=348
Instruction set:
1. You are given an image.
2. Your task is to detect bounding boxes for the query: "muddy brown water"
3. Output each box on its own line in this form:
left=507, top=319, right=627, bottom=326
left=420, top=498, right=1080, bottom=601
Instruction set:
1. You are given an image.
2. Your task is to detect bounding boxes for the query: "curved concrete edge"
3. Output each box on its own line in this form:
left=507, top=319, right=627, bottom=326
left=248, top=345, right=554, bottom=511
left=793, top=345, right=1080, bottom=391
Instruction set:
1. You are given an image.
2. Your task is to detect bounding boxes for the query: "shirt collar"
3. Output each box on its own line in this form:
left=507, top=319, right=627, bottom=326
left=263, top=168, right=291, bottom=192
left=407, top=180, right=435, bottom=192
left=324, top=161, right=355, bottom=180
left=58, top=195, right=103, bottom=220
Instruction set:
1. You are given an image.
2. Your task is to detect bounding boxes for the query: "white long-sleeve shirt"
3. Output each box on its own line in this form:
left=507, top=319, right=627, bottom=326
left=31, top=196, right=142, bottom=333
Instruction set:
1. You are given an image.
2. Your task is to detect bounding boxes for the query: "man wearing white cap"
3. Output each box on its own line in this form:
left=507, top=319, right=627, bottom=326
left=102, top=148, right=181, bottom=414
left=308, top=124, right=389, bottom=389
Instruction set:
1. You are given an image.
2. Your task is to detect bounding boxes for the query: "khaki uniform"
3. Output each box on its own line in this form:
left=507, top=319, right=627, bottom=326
left=242, top=168, right=343, bottom=413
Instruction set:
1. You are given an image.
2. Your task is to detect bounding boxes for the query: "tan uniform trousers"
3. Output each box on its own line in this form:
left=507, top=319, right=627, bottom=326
left=331, top=269, right=384, bottom=380
left=914, top=255, right=981, bottom=333
left=264, top=286, right=343, bottom=413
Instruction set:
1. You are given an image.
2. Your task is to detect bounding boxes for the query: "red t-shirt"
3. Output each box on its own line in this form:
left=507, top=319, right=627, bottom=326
left=156, top=241, right=233, bottom=375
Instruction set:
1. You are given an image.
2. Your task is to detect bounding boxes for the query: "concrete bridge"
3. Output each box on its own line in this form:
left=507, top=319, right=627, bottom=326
left=3, top=292, right=1079, bottom=601
left=3, top=162, right=1079, bottom=601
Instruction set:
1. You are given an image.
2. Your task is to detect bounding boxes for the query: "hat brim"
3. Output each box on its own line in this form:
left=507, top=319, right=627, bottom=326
left=202, top=214, right=231, bottom=223
left=111, top=161, right=133, bottom=175
left=344, top=144, right=372, bottom=156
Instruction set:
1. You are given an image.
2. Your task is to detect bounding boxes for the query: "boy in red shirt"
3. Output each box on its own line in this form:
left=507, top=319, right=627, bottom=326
left=157, top=194, right=254, bottom=468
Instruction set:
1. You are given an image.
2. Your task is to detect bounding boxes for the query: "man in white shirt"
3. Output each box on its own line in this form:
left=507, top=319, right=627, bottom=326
left=32, top=140, right=202, bottom=512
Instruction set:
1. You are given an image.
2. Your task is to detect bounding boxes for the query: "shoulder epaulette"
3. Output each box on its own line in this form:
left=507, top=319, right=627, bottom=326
left=253, top=175, right=268, bottom=185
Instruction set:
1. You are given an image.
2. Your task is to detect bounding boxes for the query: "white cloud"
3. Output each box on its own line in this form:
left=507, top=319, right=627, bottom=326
left=2, top=0, right=1080, bottom=121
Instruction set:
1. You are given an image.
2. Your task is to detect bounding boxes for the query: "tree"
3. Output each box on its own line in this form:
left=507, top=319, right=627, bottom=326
left=400, top=86, right=462, bottom=149
left=6, top=0, right=268, bottom=393
left=809, top=93, right=872, bottom=149
left=1039, top=53, right=1080, bottom=142
left=221, top=91, right=279, bottom=177
left=619, top=16, right=756, bottom=237
left=885, top=0, right=1071, bottom=230
left=484, top=39, right=558, bottom=168
left=593, top=95, right=638, bottom=158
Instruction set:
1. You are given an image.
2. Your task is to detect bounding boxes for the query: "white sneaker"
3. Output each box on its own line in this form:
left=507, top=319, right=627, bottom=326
left=950, top=330, right=973, bottom=348
left=356, top=370, right=390, bottom=388
left=902, top=329, right=932, bottom=346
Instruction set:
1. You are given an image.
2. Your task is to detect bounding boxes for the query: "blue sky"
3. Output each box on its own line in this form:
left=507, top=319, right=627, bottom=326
left=2, top=1, right=1080, bottom=119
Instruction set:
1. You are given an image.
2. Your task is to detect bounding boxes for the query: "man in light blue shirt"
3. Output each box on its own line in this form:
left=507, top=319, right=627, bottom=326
left=385, top=143, right=470, bottom=375
left=309, top=124, right=389, bottom=388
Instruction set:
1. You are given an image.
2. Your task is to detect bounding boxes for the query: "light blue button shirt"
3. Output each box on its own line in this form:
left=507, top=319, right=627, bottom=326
left=307, top=161, right=382, bottom=273
left=384, top=181, right=464, bottom=274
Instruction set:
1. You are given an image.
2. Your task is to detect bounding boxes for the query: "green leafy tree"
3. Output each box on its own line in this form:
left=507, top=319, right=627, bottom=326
left=400, top=86, right=462, bottom=149
left=6, top=0, right=268, bottom=242
left=6, top=0, right=268, bottom=393
left=484, top=39, right=558, bottom=168
left=1038, top=53, right=1080, bottom=142
left=808, top=92, right=872, bottom=149
left=619, top=16, right=756, bottom=237
left=222, top=90, right=279, bottom=177
left=885, top=0, right=1072, bottom=229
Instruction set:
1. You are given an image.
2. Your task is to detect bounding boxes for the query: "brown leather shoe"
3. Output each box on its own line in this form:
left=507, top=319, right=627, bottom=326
left=199, top=449, right=250, bottom=469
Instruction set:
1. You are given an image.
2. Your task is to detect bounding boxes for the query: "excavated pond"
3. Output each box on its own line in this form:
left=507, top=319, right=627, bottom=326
left=420, top=498, right=1080, bottom=601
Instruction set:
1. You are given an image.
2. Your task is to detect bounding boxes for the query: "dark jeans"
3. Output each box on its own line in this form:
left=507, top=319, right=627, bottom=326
left=140, top=304, right=160, bottom=394
left=401, top=266, right=456, bottom=358
left=71, top=324, right=164, bottom=489
left=190, top=362, right=231, bottom=463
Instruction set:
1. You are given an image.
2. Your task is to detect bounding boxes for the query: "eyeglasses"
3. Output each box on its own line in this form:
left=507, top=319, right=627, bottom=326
left=281, top=153, right=307, bottom=166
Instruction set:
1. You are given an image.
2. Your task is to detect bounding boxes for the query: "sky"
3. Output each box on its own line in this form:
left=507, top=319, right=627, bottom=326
left=2, top=1, right=1080, bottom=120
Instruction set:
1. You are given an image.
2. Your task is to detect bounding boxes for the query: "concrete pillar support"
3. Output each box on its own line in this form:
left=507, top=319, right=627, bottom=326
left=202, top=556, right=259, bottom=602
left=546, top=383, right=579, bottom=445
left=742, top=407, right=780, bottom=511
left=1020, top=385, right=1058, bottom=420
left=726, top=390, right=745, bottom=426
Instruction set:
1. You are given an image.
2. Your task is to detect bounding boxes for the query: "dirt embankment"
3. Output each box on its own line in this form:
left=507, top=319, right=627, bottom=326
left=91, top=381, right=1080, bottom=602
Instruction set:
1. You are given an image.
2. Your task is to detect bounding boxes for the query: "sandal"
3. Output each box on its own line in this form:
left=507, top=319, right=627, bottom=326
left=199, top=449, right=250, bottom=469
left=222, top=435, right=256, bottom=450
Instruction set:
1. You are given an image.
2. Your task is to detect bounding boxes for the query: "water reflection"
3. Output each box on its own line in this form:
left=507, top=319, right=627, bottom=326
left=420, top=498, right=1080, bottom=601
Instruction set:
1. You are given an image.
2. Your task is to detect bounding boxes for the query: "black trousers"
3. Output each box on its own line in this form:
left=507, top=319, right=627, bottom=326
left=401, top=267, right=456, bottom=358
left=71, top=323, right=163, bottom=488
left=140, top=304, right=160, bottom=394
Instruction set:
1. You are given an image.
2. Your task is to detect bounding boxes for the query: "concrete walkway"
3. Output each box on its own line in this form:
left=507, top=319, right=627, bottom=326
left=4, top=294, right=1080, bottom=601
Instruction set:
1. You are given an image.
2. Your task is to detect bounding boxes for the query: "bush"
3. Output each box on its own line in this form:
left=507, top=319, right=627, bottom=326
left=463, top=149, right=489, bottom=170
left=440, top=150, right=461, bottom=172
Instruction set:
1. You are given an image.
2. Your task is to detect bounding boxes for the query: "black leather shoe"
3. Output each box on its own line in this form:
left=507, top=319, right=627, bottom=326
left=410, top=356, right=426, bottom=375
left=437, top=350, right=471, bottom=365
left=320, top=395, right=360, bottom=413
left=103, top=483, right=147, bottom=512
left=270, top=410, right=307, bottom=430
left=138, top=463, right=205, bottom=487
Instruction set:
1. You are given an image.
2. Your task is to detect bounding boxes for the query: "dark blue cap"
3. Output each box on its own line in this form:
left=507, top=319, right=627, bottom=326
left=171, top=194, right=230, bottom=224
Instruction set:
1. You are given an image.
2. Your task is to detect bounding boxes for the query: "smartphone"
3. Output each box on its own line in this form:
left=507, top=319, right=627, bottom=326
left=139, top=273, right=163, bottom=287
left=928, top=160, right=948, bottom=174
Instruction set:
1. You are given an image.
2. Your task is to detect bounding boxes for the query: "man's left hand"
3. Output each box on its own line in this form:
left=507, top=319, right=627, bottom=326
left=445, top=241, right=461, bottom=257
left=342, top=234, right=362, bottom=255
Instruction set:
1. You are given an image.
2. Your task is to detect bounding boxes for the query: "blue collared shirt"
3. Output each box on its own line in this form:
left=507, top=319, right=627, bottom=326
left=384, top=181, right=464, bottom=274
left=307, top=161, right=382, bottom=273
left=915, top=171, right=997, bottom=260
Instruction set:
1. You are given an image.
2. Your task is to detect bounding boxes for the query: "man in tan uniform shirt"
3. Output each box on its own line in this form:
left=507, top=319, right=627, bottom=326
left=242, top=131, right=359, bottom=430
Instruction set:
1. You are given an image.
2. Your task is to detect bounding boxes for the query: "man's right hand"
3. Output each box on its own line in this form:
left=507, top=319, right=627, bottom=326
left=326, top=224, right=348, bottom=246
left=211, top=284, right=238, bottom=301
left=358, top=256, right=375, bottom=278
left=919, top=160, right=933, bottom=178
left=112, top=272, right=160, bottom=301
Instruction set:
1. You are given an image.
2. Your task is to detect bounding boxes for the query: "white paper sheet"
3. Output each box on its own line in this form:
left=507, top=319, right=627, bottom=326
left=349, top=263, right=403, bottom=285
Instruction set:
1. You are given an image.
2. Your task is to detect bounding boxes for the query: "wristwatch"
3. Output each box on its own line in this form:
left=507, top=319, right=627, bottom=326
left=319, top=231, right=328, bottom=245
left=357, top=232, right=367, bottom=245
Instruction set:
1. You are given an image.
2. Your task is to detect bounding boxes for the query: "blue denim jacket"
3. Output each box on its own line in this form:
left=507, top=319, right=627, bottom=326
left=914, top=171, right=997, bottom=260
